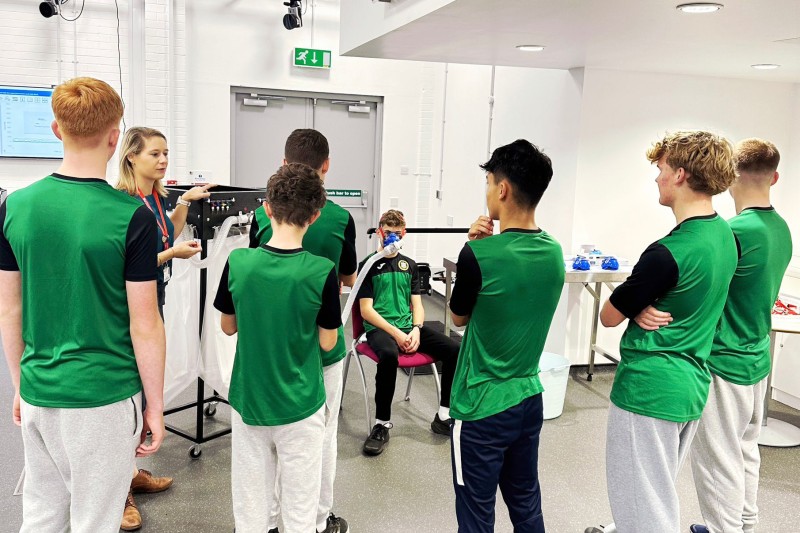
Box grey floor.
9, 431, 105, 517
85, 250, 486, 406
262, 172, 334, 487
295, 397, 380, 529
2, 295, 800, 533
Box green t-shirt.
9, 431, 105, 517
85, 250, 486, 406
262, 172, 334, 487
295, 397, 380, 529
356, 253, 420, 333
708, 207, 792, 385
609, 214, 738, 423
448, 229, 565, 421
249, 200, 356, 366
213, 246, 342, 426
0, 174, 158, 408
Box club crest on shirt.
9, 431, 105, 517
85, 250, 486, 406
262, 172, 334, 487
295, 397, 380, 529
398, 260, 409, 271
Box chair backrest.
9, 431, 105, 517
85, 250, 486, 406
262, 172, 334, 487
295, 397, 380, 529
351, 299, 366, 340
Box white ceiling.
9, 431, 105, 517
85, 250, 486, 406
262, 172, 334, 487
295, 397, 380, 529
343, 0, 800, 82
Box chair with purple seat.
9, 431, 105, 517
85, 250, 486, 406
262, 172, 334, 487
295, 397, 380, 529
342, 303, 441, 436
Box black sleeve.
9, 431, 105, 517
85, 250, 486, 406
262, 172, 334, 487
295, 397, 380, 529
449, 244, 482, 316
317, 267, 343, 329
0, 202, 19, 271
248, 215, 261, 249
410, 260, 421, 295
125, 205, 159, 282
734, 233, 742, 260
338, 215, 357, 276
356, 265, 375, 300
213, 260, 235, 314
609, 242, 679, 319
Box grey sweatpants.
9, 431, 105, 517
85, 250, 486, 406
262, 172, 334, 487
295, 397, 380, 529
690, 375, 768, 533
268, 360, 345, 532
20, 395, 141, 533
606, 403, 699, 533
231, 406, 325, 533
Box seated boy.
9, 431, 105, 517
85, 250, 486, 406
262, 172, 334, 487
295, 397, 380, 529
214, 163, 342, 533
357, 209, 460, 456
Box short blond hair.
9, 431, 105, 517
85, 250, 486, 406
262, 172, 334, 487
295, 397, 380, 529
735, 138, 780, 175
646, 131, 736, 195
379, 209, 406, 228
51, 77, 123, 138
117, 127, 168, 197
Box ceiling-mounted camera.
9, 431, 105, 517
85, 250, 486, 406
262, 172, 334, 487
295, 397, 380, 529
39, 0, 68, 18
283, 0, 303, 30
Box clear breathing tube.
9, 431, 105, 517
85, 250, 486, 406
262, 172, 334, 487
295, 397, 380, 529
339, 238, 404, 324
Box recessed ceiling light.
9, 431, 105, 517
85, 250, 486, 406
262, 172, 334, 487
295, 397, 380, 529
516, 45, 545, 52
676, 3, 723, 13
751, 64, 780, 70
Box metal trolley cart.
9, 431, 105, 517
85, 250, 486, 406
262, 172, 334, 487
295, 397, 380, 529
164, 185, 264, 458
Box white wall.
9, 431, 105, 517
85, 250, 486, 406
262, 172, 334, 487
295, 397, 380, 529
185, 0, 441, 224
0, 0, 186, 193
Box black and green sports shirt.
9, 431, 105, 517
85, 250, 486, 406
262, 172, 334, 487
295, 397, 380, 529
213, 245, 342, 426
0, 174, 158, 408
356, 253, 420, 333
249, 200, 356, 366
449, 229, 565, 422
709, 207, 792, 385
609, 213, 738, 423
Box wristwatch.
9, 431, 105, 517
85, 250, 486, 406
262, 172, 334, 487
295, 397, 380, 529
177, 196, 191, 207
413, 323, 424, 330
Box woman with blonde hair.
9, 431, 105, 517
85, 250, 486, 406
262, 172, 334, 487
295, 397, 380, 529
116, 126, 213, 531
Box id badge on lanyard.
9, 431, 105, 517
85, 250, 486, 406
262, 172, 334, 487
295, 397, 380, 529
138, 189, 171, 282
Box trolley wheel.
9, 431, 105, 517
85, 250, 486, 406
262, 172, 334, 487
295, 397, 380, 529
204, 404, 217, 417
587, 373, 594, 382
189, 445, 202, 459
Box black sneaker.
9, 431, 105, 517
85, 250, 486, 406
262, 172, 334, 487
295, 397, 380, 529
363, 423, 391, 455
689, 526, 709, 533
319, 512, 348, 533
268, 529, 279, 533
430, 413, 452, 435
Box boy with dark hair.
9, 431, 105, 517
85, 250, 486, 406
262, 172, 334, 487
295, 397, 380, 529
684, 138, 792, 533
358, 209, 460, 455
215, 163, 342, 533
0, 77, 166, 532
449, 139, 564, 533
249, 128, 355, 533
595, 131, 738, 533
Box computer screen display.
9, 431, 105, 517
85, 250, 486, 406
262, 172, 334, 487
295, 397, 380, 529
0, 85, 63, 159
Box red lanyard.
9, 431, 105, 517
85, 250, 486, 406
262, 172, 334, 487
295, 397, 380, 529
137, 188, 170, 250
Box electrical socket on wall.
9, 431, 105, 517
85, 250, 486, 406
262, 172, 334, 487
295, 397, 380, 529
390, 197, 399, 207
447, 215, 454, 226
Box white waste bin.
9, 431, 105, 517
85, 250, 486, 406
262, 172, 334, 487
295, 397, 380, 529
539, 352, 571, 420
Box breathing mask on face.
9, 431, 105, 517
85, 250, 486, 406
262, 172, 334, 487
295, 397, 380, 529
379, 229, 403, 248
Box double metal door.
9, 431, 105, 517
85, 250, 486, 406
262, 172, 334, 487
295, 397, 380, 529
231, 89, 381, 260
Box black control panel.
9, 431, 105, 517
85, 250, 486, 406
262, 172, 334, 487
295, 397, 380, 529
165, 185, 264, 240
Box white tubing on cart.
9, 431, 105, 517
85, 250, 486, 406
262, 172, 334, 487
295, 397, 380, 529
178, 213, 251, 270
339, 238, 404, 324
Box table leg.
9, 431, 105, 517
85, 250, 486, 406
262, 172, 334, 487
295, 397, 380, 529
444, 266, 453, 336
759, 330, 800, 447
587, 282, 601, 381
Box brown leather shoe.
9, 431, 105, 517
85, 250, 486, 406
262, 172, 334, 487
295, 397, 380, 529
120, 491, 142, 531
130, 469, 174, 494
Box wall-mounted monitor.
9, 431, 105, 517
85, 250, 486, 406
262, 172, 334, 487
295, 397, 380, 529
0, 85, 63, 159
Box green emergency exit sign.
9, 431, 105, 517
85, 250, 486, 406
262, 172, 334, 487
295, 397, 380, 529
293, 48, 332, 69
327, 189, 361, 198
